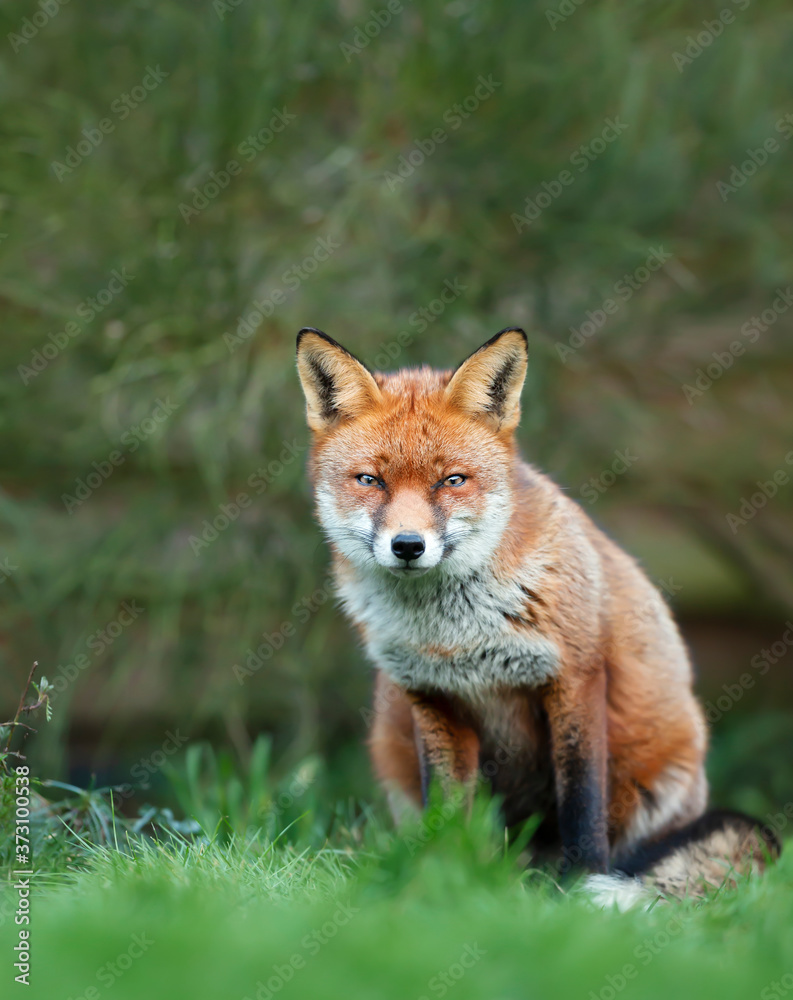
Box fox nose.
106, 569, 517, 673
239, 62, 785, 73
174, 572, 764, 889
391, 533, 426, 562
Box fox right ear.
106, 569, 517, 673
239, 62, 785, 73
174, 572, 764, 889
296, 328, 382, 432
445, 328, 528, 432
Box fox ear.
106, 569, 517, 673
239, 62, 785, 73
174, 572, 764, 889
445, 328, 528, 431
296, 328, 382, 432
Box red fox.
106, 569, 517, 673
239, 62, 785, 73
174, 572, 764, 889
296, 326, 779, 904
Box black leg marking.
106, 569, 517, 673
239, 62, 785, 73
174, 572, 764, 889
555, 750, 609, 875
414, 730, 431, 807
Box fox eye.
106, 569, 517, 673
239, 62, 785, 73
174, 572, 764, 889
356, 474, 380, 486
444, 475, 467, 487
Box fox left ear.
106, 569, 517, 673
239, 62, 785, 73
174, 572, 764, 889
296, 327, 382, 432
445, 328, 528, 432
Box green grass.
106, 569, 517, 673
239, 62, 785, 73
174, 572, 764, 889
2, 0, 793, 785
2, 797, 792, 1000
3, 699, 793, 999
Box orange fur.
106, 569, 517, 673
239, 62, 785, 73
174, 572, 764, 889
296, 328, 720, 875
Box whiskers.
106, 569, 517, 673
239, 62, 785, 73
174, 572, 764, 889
335, 525, 377, 558
443, 526, 473, 553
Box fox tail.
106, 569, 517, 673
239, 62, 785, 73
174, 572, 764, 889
585, 809, 781, 910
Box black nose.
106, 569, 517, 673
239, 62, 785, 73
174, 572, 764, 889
391, 533, 426, 562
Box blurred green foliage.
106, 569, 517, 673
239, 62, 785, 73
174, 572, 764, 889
0, 0, 792, 804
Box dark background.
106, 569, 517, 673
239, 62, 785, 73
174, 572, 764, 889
1, 0, 792, 820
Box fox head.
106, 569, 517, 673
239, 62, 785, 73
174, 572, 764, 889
296, 327, 528, 578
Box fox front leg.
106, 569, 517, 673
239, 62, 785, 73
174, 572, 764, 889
409, 693, 480, 807
544, 668, 610, 875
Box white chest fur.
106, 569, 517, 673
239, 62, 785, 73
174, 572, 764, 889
337, 567, 560, 695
